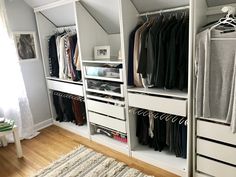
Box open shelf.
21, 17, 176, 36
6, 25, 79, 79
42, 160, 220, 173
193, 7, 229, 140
132, 145, 187, 177
82, 59, 123, 65
87, 94, 125, 105
84, 76, 122, 82
91, 134, 129, 155
46, 77, 83, 85
53, 120, 89, 138
128, 87, 188, 99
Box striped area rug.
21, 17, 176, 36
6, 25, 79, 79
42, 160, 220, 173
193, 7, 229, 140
34, 145, 153, 177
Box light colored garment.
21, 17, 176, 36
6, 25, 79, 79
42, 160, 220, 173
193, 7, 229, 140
133, 22, 148, 87
195, 28, 236, 133
59, 35, 66, 79
74, 43, 81, 70
148, 111, 154, 138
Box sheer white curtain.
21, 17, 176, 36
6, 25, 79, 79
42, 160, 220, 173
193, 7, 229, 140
0, 0, 36, 139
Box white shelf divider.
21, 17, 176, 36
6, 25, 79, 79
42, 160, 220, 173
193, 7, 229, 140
46, 77, 83, 85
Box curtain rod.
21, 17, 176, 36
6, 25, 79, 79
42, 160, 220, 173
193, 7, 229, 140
138, 5, 189, 17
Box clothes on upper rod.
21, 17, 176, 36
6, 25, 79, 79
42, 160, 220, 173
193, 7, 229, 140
52, 91, 86, 125
48, 32, 81, 81
136, 110, 187, 158
195, 28, 236, 133
128, 14, 189, 90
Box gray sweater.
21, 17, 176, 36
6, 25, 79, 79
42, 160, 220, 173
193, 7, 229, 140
195, 28, 236, 133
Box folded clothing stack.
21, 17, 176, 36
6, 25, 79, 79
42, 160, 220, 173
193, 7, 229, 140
0, 118, 14, 132
94, 125, 127, 143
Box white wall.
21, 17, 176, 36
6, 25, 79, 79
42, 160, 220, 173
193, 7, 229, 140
5, 0, 51, 124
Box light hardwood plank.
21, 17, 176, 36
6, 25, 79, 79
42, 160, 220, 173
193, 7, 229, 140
0, 125, 178, 177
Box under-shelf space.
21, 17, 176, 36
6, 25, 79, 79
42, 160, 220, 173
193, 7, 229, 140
128, 87, 188, 99
82, 59, 123, 65
47, 77, 83, 85
53, 120, 89, 138
91, 134, 129, 155
132, 145, 187, 177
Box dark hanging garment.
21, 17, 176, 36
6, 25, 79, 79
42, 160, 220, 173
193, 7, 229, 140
49, 35, 59, 77
136, 110, 150, 145
52, 92, 64, 121
165, 20, 182, 89
175, 120, 182, 157
128, 24, 142, 86
62, 96, 75, 122
153, 115, 166, 151
181, 123, 187, 158
177, 18, 189, 90
155, 17, 176, 88
137, 24, 152, 79
72, 99, 84, 126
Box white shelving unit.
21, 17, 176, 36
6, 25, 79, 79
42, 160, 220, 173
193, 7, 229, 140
33, 0, 206, 176
193, 1, 236, 177
35, 0, 90, 139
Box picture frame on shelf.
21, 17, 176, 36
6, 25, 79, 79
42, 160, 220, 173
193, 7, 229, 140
94, 45, 110, 59
13, 31, 38, 61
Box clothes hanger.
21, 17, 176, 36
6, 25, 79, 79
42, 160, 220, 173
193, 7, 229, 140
210, 6, 236, 31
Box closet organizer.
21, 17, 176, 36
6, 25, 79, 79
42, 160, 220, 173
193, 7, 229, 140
126, 2, 192, 177
35, 0, 88, 137
193, 1, 236, 177
35, 0, 193, 177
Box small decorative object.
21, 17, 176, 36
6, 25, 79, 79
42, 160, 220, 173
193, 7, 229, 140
13, 32, 38, 60
94, 45, 110, 59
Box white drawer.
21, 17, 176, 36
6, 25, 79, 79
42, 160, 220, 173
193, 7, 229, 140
47, 80, 83, 96
195, 172, 211, 177
89, 111, 126, 133
197, 138, 236, 165
197, 120, 236, 146
85, 80, 124, 97
87, 99, 125, 120
197, 156, 236, 177
84, 66, 123, 82
128, 93, 187, 116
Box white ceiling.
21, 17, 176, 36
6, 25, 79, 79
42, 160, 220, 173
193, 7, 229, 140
24, 0, 59, 8
206, 0, 236, 7
80, 0, 120, 34
40, 3, 75, 27
131, 0, 189, 13
23, 0, 236, 33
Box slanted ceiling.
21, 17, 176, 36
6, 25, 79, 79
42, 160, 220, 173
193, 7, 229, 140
23, 0, 236, 33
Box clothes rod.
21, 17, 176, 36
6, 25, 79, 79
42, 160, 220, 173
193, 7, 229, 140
138, 5, 189, 17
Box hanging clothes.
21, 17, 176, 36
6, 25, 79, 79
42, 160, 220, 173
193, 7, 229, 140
135, 110, 187, 158
195, 28, 236, 133
52, 91, 86, 125
129, 14, 189, 90
48, 32, 81, 81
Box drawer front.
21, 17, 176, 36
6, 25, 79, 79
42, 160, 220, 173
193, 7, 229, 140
89, 112, 126, 133
84, 66, 123, 82
47, 80, 83, 96
197, 156, 236, 177
128, 93, 187, 116
87, 99, 125, 120
197, 138, 236, 165
85, 80, 124, 97
197, 120, 236, 146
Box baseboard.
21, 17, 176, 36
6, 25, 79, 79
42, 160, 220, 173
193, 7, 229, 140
34, 118, 53, 131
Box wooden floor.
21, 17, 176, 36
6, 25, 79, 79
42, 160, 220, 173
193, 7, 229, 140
0, 125, 178, 177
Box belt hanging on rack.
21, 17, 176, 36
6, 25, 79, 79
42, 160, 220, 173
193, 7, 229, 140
53, 91, 84, 102
129, 107, 188, 126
